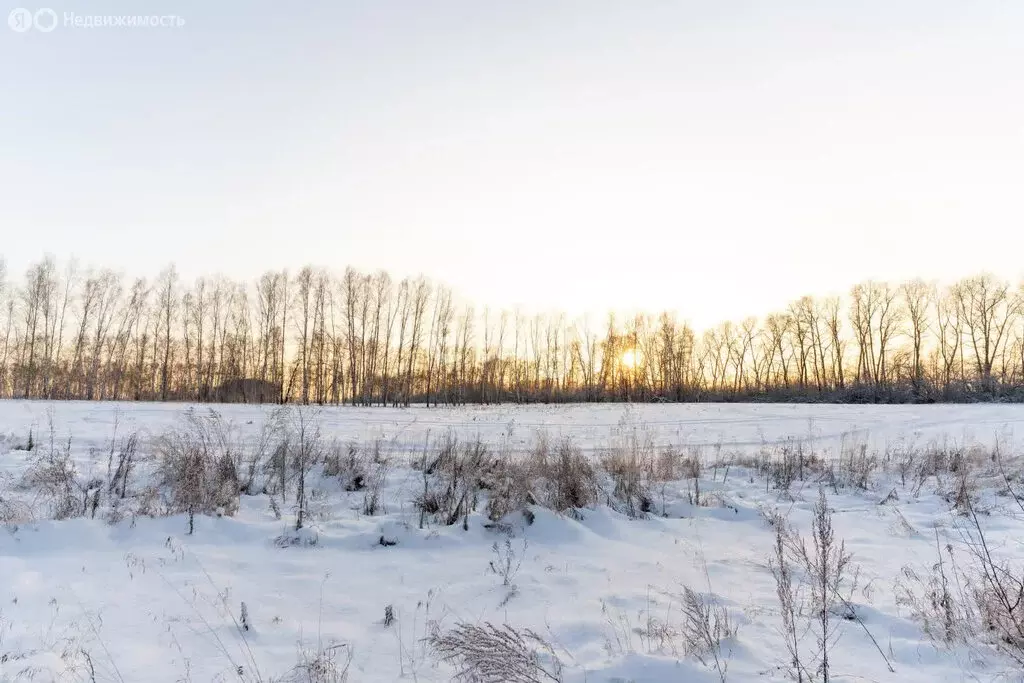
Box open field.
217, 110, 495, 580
3, 400, 1024, 457
3, 401, 1024, 682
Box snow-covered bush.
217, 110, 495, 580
155, 409, 243, 533
528, 436, 599, 514
20, 432, 80, 520
415, 434, 493, 528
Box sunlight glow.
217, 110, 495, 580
621, 349, 640, 370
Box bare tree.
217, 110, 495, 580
155, 265, 178, 401
957, 274, 1021, 392
291, 406, 322, 530
901, 278, 932, 392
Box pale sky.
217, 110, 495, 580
2, 1, 1023, 328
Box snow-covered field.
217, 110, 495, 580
3, 401, 1024, 682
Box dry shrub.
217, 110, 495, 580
428, 622, 562, 683
16, 413, 117, 522
766, 491, 889, 681
323, 441, 369, 491
889, 444, 919, 488
489, 538, 526, 588
156, 409, 243, 532
930, 446, 988, 516
768, 518, 804, 681
602, 432, 703, 518
457, 434, 602, 523
795, 489, 856, 682
288, 407, 325, 532
690, 490, 734, 510
898, 503, 1024, 668
896, 533, 976, 647
744, 444, 821, 493
959, 506, 1024, 665
838, 443, 877, 490
480, 436, 603, 521
484, 456, 533, 522
601, 449, 653, 519
416, 435, 494, 528
107, 432, 139, 500
529, 436, 599, 514
20, 432, 79, 520
914, 443, 978, 491
679, 586, 735, 681
0, 491, 31, 525
275, 643, 351, 683
361, 460, 390, 516
323, 439, 392, 516
653, 447, 683, 481
949, 463, 977, 516
240, 408, 289, 495
678, 450, 703, 481
133, 485, 162, 518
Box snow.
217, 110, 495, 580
2, 401, 1024, 682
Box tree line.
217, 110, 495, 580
1, 256, 1023, 405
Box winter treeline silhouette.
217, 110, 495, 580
1, 257, 1023, 404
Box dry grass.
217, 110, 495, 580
427, 622, 562, 683
273, 643, 352, 683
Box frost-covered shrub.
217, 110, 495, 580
416, 435, 493, 528
278, 642, 351, 682
602, 449, 653, 519
20, 432, 79, 520
414, 434, 603, 526
156, 409, 242, 533
428, 622, 562, 683
240, 407, 289, 495
361, 460, 390, 516
324, 442, 363, 488
479, 436, 602, 522
530, 436, 599, 514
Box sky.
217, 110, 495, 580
2, 0, 1023, 328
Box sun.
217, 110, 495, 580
621, 348, 640, 370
